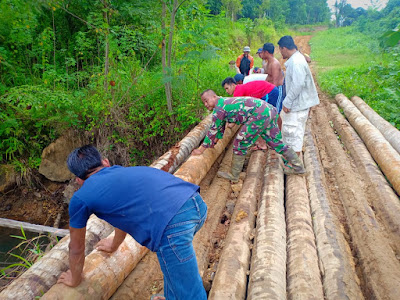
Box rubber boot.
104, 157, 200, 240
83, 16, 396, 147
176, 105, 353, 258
282, 148, 306, 175
217, 154, 246, 183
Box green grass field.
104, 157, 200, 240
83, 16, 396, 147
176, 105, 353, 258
311, 27, 400, 129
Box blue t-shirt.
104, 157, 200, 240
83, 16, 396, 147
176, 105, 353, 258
69, 166, 199, 251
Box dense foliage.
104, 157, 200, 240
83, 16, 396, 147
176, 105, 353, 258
312, 0, 400, 129
2, 0, 326, 179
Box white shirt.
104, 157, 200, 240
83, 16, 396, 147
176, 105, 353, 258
283, 51, 319, 112
243, 74, 268, 84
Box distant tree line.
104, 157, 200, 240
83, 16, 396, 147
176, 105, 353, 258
206, 0, 331, 24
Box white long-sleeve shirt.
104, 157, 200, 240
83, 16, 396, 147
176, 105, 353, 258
283, 51, 319, 112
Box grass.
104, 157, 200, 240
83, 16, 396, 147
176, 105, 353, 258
310, 27, 400, 129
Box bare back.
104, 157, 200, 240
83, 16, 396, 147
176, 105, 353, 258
265, 57, 284, 86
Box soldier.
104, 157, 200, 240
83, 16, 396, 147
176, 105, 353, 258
192, 90, 306, 182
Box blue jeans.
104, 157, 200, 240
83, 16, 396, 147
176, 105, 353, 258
156, 192, 208, 300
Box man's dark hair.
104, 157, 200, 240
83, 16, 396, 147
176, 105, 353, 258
67, 145, 103, 180
277, 36, 296, 50
221, 77, 237, 87
262, 43, 274, 54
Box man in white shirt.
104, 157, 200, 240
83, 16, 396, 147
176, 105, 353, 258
278, 35, 319, 155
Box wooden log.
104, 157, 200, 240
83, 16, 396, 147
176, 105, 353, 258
248, 151, 286, 300
0, 215, 113, 300
150, 114, 212, 172
285, 156, 324, 300
112, 144, 235, 300
174, 125, 239, 185
304, 126, 364, 300
41, 233, 148, 300
351, 96, 400, 154
335, 94, 400, 195
329, 102, 400, 255
38, 125, 240, 300
312, 103, 400, 300
208, 151, 266, 300
0, 218, 69, 237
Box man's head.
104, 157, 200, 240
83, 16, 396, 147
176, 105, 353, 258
233, 74, 244, 84
260, 43, 274, 60
201, 89, 219, 111
256, 48, 262, 58
243, 46, 250, 57
221, 77, 237, 95
67, 145, 107, 181
277, 36, 297, 59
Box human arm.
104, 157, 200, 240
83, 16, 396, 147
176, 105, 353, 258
235, 56, 242, 74
57, 226, 86, 287
96, 227, 127, 253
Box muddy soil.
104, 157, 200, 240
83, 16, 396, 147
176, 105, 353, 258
0, 177, 69, 228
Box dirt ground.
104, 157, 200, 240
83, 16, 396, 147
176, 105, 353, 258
1, 34, 400, 299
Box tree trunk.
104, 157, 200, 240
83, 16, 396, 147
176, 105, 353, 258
328, 102, 400, 256
335, 94, 400, 196
304, 126, 364, 299
248, 152, 286, 299
0, 216, 113, 300
150, 114, 212, 173
161, 1, 172, 113
102, 0, 110, 92
208, 151, 266, 300
351, 96, 400, 155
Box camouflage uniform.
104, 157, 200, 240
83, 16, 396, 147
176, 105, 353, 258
202, 97, 289, 156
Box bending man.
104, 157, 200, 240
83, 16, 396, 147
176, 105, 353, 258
192, 90, 306, 182
58, 145, 207, 300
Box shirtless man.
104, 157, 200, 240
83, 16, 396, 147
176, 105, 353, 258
260, 43, 284, 87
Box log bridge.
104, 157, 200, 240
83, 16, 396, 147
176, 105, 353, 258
1, 93, 400, 300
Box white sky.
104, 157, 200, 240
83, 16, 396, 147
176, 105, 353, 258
327, 0, 389, 10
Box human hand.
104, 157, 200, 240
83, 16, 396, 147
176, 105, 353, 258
226, 123, 235, 129
192, 148, 205, 156
283, 106, 290, 113
96, 237, 118, 253
57, 270, 82, 287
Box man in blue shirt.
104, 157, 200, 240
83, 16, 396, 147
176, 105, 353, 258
57, 145, 207, 300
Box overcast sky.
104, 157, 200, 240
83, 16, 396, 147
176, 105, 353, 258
327, 0, 389, 10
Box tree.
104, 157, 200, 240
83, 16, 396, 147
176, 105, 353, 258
221, 0, 243, 21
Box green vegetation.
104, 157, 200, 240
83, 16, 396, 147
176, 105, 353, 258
0, 227, 56, 280
0, 0, 330, 182
311, 1, 400, 129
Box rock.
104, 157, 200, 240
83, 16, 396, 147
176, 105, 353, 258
39, 130, 84, 182
0, 165, 17, 193
63, 180, 80, 204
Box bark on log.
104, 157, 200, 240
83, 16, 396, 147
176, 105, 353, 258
351, 96, 400, 155
248, 152, 286, 300
285, 158, 324, 300
41, 234, 148, 300
150, 114, 212, 172
304, 126, 364, 300
0, 218, 69, 237
312, 103, 400, 300
174, 125, 239, 185
208, 151, 266, 300
39, 125, 240, 300
329, 102, 400, 255
111, 145, 235, 300
0, 215, 113, 300
335, 94, 400, 195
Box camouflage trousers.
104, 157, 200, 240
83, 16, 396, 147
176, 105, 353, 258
233, 114, 289, 156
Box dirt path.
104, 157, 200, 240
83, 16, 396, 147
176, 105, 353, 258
2, 34, 400, 299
